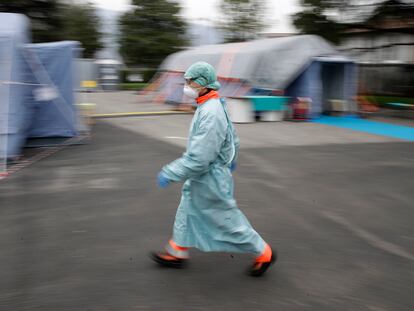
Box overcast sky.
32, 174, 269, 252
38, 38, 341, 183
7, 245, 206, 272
89, 0, 301, 33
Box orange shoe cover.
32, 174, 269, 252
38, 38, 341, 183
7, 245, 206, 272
255, 243, 272, 263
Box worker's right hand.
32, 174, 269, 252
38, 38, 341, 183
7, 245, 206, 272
157, 171, 171, 188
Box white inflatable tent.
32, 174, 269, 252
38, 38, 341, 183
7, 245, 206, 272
152, 35, 358, 116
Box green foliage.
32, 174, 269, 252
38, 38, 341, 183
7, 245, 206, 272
293, 10, 344, 44
142, 69, 158, 83
118, 0, 188, 67
220, 0, 266, 43
292, 0, 348, 44
371, 96, 414, 107
120, 83, 148, 91
0, 0, 64, 42
61, 3, 103, 58
0, 0, 103, 57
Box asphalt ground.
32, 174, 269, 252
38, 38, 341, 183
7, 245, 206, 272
1, 114, 414, 310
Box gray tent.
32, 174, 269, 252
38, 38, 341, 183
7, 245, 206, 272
154, 35, 358, 115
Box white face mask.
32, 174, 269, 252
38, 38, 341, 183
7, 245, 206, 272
183, 85, 200, 99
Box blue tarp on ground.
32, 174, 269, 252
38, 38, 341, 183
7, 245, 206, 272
312, 116, 414, 141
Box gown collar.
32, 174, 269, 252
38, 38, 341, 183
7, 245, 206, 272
196, 90, 220, 105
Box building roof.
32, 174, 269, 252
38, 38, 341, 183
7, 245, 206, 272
343, 0, 414, 33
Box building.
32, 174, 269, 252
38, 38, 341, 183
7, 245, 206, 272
338, 0, 414, 97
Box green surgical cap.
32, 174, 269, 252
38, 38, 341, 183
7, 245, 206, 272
184, 61, 221, 90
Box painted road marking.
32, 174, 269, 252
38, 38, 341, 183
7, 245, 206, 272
93, 111, 192, 118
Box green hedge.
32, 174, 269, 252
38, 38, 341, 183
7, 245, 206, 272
370, 96, 414, 107
142, 69, 158, 82
120, 83, 148, 91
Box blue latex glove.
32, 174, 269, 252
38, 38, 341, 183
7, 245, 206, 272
157, 171, 171, 188
230, 161, 237, 172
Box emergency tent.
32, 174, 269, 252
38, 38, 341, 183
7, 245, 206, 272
24, 41, 80, 138
0, 13, 31, 160
1, 13, 80, 162
153, 35, 358, 116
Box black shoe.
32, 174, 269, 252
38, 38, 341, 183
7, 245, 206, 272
150, 252, 187, 269
249, 248, 277, 277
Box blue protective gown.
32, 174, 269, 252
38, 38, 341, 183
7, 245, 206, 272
162, 97, 265, 255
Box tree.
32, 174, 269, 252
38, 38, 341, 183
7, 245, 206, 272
219, 0, 266, 43
61, 3, 103, 58
118, 0, 188, 67
292, 0, 361, 44
0, 1, 103, 57
293, 9, 344, 44
0, 0, 64, 42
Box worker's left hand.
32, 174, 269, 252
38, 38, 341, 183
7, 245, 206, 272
157, 171, 171, 188
230, 161, 237, 172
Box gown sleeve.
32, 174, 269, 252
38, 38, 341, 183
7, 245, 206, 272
162, 108, 226, 181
